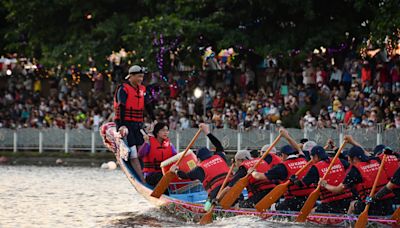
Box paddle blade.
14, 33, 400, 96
199, 205, 215, 225
391, 207, 400, 224
296, 188, 320, 222
355, 206, 369, 228
255, 181, 289, 212
150, 171, 175, 198
219, 177, 249, 209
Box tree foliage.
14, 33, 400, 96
0, 0, 399, 70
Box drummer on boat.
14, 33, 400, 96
139, 122, 177, 187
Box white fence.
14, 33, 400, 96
0, 124, 399, 153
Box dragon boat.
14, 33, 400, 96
100, 122, 397, 226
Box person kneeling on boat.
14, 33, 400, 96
170, 146, 229, 206
294, 146, 352, 214
222, 145, 282, 208
319, 146, 395, 216
251, 145, 314, 211
139, 122, 177, 187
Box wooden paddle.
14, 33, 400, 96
219, 133, 283, 209
255, 159, 313, 212
355, 154, 387, 228
150, 129, 202, 198
199, 162, 235, 225
391, 205, 400, 224
296, 140, 347, 222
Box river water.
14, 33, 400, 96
0, 166, 303, 228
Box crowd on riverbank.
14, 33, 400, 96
1, 53, 399, 131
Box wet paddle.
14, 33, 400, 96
355, 154, 387, 228
199, 162, 235, 225
255, 159, 313, 212
391, 206, 400, 224
150, 129, 202, 198
219, 133, 283, 209
296, 140, 347, 222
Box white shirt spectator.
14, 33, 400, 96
330, 69, 342, 82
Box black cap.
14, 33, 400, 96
348, 146, 369, 162
373, 144, 386, 156
310, 146, 328, 160
280, 145, 296, 155
196, 147, 212, 161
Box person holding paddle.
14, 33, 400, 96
169, 123, 229, 203
373, 145, 400, 203
319, 145, 395, 216
371, 158, 400, 202
221, 146, 282, 208
251, 144, 314, 211
293, 146, 352, 213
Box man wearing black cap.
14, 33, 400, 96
170, 123, 228, 201
113, 65, 154, 182
319, 145, 394, 216
251, 144, 313, 211
295, 146, 351, 213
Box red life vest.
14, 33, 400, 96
269, 153, 283, 167
241, 157, 277, 197
378, 153, 400, 181
198, 155, 230, 194
113, 83, 146, 122
142, 136, 173, 173
283, 156, 314, 198
353, 160, 394, 201
314, 158, 352, 203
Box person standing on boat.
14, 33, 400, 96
170, 123, 229, 202
319, 145, 395, 216
114, 65, 154, 183
139, 122, 177, 187
293, 146, 352, 213
251, 144, 314, 211
222, 145, 282, 208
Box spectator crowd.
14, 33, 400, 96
1, 52, 400, 131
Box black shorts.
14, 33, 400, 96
124, 122, 144, 147
315, 198, 351, 214
353, 198, 394, 216
275, 196, 308, 211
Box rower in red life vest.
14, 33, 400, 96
251, 144, 314, 211
372, 145, 400, 203
221, 145, 282, 208
373, 145, 400, 182
319, 145, 395, 216
138, 122, 177, 187
293, 146, 352, 213
372, 165, 400, 202
169, 123, 230, 202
